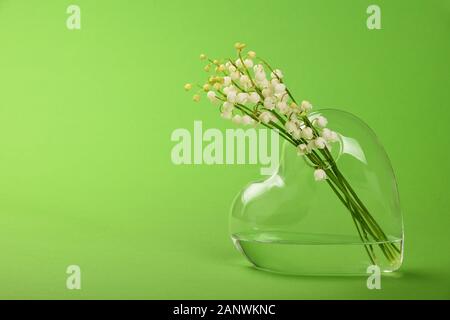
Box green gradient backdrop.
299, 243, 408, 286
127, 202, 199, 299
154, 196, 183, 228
0, 0, 449, 299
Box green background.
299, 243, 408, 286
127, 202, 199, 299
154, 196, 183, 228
0, 0, 449, 299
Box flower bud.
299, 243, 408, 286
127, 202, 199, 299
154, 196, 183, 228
207, 91, 217, 102
234, 42, 246, 50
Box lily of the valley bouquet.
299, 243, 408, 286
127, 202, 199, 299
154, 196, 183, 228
185, 43, 402, 269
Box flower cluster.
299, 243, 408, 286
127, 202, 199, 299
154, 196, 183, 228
185, 43, 403, 267
185, 43, 339, 182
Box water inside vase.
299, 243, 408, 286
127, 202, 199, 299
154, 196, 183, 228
232, 231, 403, 275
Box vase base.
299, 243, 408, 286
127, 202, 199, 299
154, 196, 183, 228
232, 232, 403, 276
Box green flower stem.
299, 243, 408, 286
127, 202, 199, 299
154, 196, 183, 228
326, 179, 377, 265
229, 54, 400, 266
328, 162, 400, 262
237, 53, 265, 99
320, 144, 400, 256
319, 146, 400, 259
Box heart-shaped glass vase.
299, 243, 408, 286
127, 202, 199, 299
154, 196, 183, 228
230, 109, 404, 275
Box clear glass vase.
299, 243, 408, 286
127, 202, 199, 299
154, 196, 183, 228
230, 109, 404, 275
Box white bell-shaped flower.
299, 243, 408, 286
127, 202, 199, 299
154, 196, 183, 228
223, 76, 232, 86
314, 169, 327, 182
264, 97, 276, 110
223, 102, 234, 113
227, 92, 237, 103
207, 91, 217, 102
302, 127, 314, 140
315, 137, 327, 149
249, 92, 260, 104
259, 111, 272, 124
244, 59, 254, 68
285, 120, 298, 134
301, 100, 313, 112
236, 93, 249, 104
271, 69, 284, 79
314, 116, 328, 128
